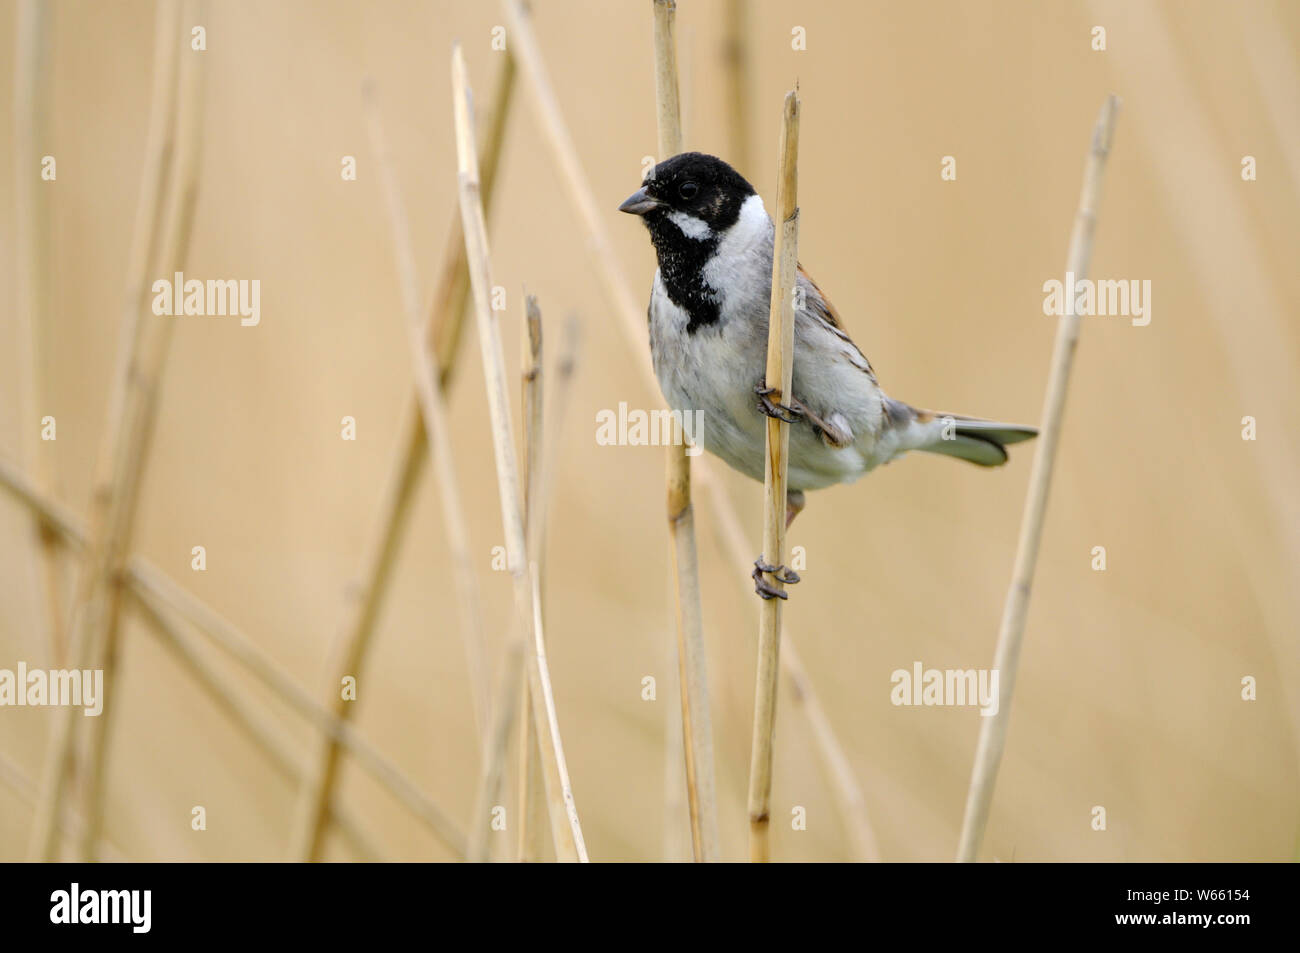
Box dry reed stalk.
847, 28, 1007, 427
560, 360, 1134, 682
0, 752, 130, 863
651, 0, 720, 863
747, 89, 800, 863
956, 95, 1120, 863
128, 592, 387, 862
504, 0, 878, 860
452, 43, 588, 862
516, 669, 545, 861
704, 487, 880, 861
527, 318, 581, 592
468, 621, 526, 862
721, 0, 752, 176
512, 308, 581, 864
521, 313, 580, 861
289, 52, 516, 866
516, 296, 547, 862
362, 83, 490, 745
715, 1, 874, 862
0, 455, 466, 858
429, 53, 516, 387
661, 647, 690, 860
26, 0, 194, 862
13, 0, 66, 667
468, 295, 548, 864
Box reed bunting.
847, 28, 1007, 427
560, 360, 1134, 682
620, 152, 1037, 597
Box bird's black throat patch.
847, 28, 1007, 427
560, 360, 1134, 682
644, 213, 721, 332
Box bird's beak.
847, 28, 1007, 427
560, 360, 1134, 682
618, 187, 662, 216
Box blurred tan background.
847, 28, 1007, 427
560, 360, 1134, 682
1, 0, 1297, 862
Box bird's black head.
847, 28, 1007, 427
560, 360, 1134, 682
619, 153, 758, 331
618, 152, 757, 238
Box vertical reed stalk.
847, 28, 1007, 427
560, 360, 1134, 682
704, 485, 880, 861
516, 673, 546, 860
289, 53, 516, 863
655, 0, 689, 863
652, 0, 719, 864
748, 89, 800, 864
521, 313, 580, 861
467, 296, 547, 864
469, 618, 526, 862
516, 296, 547, 862
453, 43, 588, 862
955, 95, 1120, 863
661, 631, 690, 860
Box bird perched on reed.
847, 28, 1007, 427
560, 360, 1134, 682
620, 152, 1037, 597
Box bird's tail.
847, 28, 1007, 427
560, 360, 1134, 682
884, 398, 1038, 467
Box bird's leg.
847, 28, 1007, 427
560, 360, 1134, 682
786, 398, 853, 449
756, 382, 852, 449
755, 379, 800, 424
786, 489, 806, 529
754, 491, 805, 600
752, 379, 807, 598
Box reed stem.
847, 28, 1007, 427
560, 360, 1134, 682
747, 89, 800, 863
516, 296, 548, 862
652, 0, 719, 863
453, 43, 588, 862
955, 95, 1120, 863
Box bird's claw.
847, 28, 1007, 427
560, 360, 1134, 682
753, 556, 800, 600
755, 381, 800, 424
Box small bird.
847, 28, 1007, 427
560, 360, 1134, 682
619, 152, 1038, 598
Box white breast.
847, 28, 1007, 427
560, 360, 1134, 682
649, 275, 769, 482
648, 193, 894, 490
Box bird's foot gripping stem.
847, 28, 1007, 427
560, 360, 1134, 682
753, 556, 800, 600
755, 381, 800, 424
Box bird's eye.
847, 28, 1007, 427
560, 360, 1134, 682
678, 181, 699, 200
